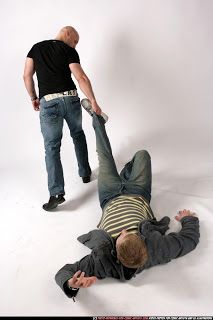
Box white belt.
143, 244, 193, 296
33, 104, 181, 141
44, 90, 77, 101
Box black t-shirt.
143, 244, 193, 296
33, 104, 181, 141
27, 40, 80, 98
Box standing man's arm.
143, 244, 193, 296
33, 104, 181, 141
69, 63, 102, 115
23, 57, 40, 111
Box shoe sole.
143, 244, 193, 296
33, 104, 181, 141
81, 99, 94, 115
42, 198, 65, 211
57, 198, 65, 204
82, 179, 90, 183
42, 203, 58, 211
81, 99, 108, 122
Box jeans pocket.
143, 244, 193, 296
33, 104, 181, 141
69, 96, 80, 105
40, 102, 59, 119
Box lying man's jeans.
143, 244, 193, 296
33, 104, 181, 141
92, 114, 152, 209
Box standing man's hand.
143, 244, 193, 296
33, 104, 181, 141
67, 270, 97, 288
91, 100, 102, 115
32, 98, 40, 111
175, 209, 196, 221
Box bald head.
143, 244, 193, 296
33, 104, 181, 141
56, 26, 79, 48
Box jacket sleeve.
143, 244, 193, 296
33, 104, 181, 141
147, 216, 200, 265
55, 253, 97, 298
55, 250, 110, 298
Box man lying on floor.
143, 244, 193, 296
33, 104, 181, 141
55, 100, 200, 301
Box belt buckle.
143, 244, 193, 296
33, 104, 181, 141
62, 90, 76, 96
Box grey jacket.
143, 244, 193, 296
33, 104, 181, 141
55, 216, 200, 298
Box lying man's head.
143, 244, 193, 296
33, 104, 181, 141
116, 229, 148, 268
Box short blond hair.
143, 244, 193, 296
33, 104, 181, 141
116, 234, 148, 268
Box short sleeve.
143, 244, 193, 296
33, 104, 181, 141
67, 47, 80, 64
27, 45, 35, 58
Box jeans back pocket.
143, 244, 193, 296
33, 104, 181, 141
40, 102, 59, 120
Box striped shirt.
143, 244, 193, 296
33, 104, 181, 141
98, 195, 154, 238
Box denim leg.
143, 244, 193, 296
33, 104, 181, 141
40, 99, 65, 196
120, 150, 152, 202
92, 114, 122, 209
64, 96, 91, 177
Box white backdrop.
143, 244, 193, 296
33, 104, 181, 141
0, 0, 213, 316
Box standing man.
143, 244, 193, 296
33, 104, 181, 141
23, 26, 102, 211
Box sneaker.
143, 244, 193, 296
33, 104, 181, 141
82, 175, 91, 183
81, 98, 108, 122
43, 196, 59, 211
42, 194, 65, 211
57, 194, 65, 204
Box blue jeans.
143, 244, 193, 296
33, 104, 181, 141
40, 95, 91, 196
92, 114, 152, 209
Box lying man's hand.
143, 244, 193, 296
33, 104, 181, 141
67, 270, 97, 288
175, 209, 196, 221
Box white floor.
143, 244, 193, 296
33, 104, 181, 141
1, 0, 213, 316
0, 100, 213, 316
